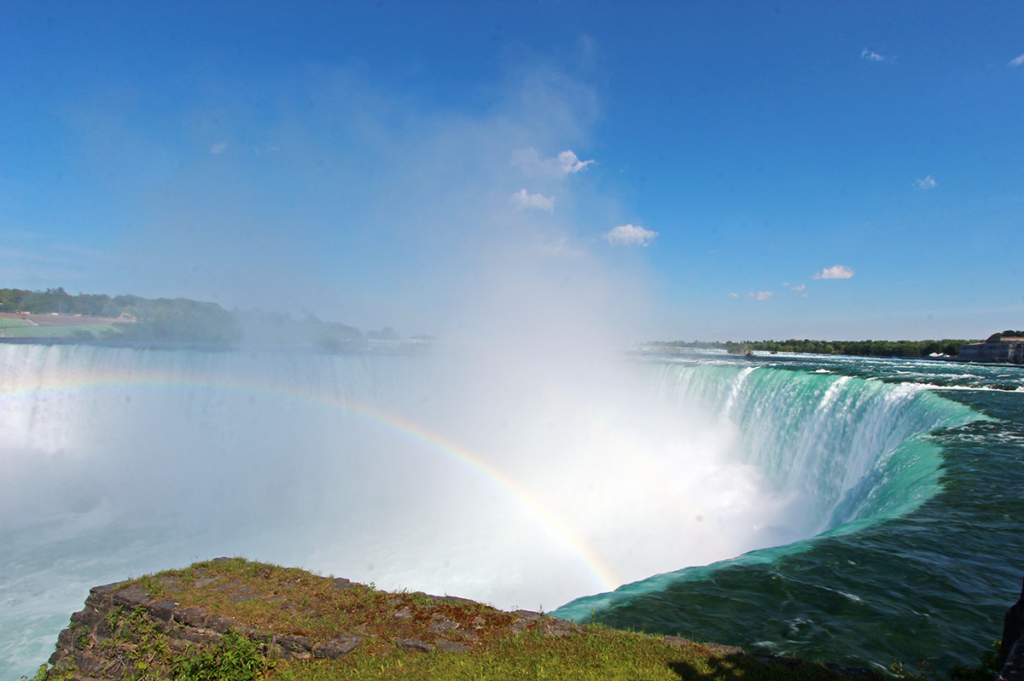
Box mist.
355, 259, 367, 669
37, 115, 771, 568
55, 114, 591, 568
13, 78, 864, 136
0, 45, 854, 678
82, 57, 646, 344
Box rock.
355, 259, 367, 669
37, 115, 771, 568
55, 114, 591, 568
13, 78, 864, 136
508, 610, 580, 637
211, 580, 240, 592
85, 581, 127, 609
509, 610, 544, 633
541, 617, 582, 638
436, 640, 470, 653
1002, 577, 1024, 668
276, 634, 312, 654
395, 638, 434, 653
429, 619, 459, 634
313, 633, 363, 659
205, 614, 238, 633
168, 637, 191, 652
111, 585, 152, 609
194, 576, 222, 588
73, 652, 107, 676
331, 577, 361, 590
177, 628, 222, 645
1003, 641, 1024, 681
173, 607, 207, 628
69, 607, 102, 629
147, 599, 179, 622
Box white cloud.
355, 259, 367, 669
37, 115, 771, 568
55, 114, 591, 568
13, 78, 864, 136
916, 175, 937, 190
511, 189, 554, 212
814, 265, 855, 280
790, 284, 805, 292
557, 150, 594, 175
861, 48, 886, 62
1009, 54, 1024, 67
603, 224, 658, 246
512, 148, 595, 178
730, 290, 774, 300
210, 143, 228, 154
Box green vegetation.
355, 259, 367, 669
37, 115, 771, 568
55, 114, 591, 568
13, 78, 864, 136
748, 338, 972, 358
0, 324, 120, 339
652, 338, 978, 358
0, 288, 387, 348
986, 330, 1024, 342
0, 287, 240, 343
176, 628, 273, 681
101, 605, 175, 680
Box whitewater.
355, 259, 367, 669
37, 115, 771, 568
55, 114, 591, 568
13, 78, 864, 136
1, 343, 1022, 677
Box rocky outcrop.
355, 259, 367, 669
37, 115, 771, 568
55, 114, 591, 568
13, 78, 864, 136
47, 579, 363, 679
1001, 578, 1024, 681
42, 558, 588, 680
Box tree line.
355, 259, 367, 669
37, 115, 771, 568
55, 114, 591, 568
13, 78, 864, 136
0, 287, 405, 349
651, 337, 983, 358
0, 287, 240, 343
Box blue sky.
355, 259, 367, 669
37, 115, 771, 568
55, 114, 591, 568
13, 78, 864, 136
2, 1, 1022, 341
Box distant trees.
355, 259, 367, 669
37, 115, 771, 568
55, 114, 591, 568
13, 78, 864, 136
0, 287, 79, 314
987, 330, 1024, 342
0, 287, 423, 351
1, 287, 241, 343
650, 337, 978, 358
103, 297, 241, 343
747, 338, 972, 357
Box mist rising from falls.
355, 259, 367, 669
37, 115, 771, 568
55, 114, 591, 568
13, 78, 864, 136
0, 344, 975, 675
2, 343, 755, 604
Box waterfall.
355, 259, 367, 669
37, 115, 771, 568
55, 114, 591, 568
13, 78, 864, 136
0, 344, 978, 677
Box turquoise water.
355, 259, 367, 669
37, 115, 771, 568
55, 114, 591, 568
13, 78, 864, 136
554, 352, 1024, 672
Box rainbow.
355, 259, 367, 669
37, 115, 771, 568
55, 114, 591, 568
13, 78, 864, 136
0, 356, 624, 592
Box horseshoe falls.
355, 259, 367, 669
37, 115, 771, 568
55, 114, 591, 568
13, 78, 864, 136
2, 343, 1022, 677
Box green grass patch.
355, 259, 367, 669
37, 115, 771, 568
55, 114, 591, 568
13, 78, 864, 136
0, 324, 119, 338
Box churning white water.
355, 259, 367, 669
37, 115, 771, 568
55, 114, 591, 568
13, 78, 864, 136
0, 343, 961, 677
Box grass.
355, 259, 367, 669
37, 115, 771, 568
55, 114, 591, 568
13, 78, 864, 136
269, 628, 866, 681
33, 557, 910, 681
0, 324, 119, 338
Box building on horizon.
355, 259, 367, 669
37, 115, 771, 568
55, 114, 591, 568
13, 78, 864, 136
959, 334, 1024, 364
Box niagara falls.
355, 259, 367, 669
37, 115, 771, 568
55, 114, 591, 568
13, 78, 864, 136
3, 2, 1024, 679
3, 342, 1022, 676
